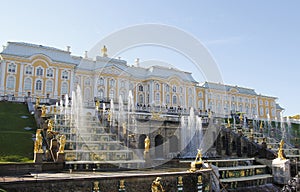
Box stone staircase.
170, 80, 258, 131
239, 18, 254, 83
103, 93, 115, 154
207, 158, 273, 191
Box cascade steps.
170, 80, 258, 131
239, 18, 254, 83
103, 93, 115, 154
208, 158, 273, 191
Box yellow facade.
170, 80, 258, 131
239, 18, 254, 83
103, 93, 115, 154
0, 42, 283, 120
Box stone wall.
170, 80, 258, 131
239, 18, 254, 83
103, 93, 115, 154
0, 170, 212, 192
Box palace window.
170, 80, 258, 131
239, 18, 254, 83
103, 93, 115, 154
260, 107, 264, 116
98, 89, 104, 99
120, 91, 125, 101
6, 76, 15, 89
8, 63, 16, 73
25, 65, 32, 75
156, 83, 160, 91
35, 80, 42, 91
61, 82, 68, 95
155, 93, 160, 102
109, 79, 115, 87
24, 78, 32, 90
139, 94, 144, 104
166, 94, 170, 104
172, 85, 177, 92
85, 77, 91, 86
46, 80, 53, 93
198, 92, 203, 98
120, 80, 125, 88
138, 85, 143, 91
109, 90, 114, 99
271, 108, 275, 116
188, 88, 192, 95
179, 87, 183, 93
62, 70, 68, 79
179, 96, 183, 105
198, 100, 203, 110
265, 101, 269, 106
98, 77, 104, 85
166, 84, 170, 92
173, 95, 177, 105
266, 108, 269, 116
46, 68, 54, 77
36, 67, 43, 76
259, 100, 263, 105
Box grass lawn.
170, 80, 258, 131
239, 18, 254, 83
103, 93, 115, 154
0, 102, 37, 161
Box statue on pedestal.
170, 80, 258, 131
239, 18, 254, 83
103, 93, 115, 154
144, 136, 150, 153
101, 45, 108, 57
58, 135, 66, 153
277, 139, 286, 160
34, 129, 43, 153
41, 105, 47, 117
151, 177, 165, 192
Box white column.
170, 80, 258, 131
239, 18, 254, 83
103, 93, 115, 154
54, 67, 59, 98
93, 75, 97, 98
18, 63, 25, 96
162, 83, 165, 106
69, 69, 75, 94
0, 60, 6, 95
150, 80, 154, 104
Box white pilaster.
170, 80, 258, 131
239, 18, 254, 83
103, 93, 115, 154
18, 63, 25, 96
0, 60, 6, 95
54, 67, 59, 98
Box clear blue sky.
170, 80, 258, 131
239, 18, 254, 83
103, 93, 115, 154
1, 0, 299, 116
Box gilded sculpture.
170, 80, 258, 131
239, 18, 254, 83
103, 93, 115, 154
144, 136, 150, 153
58, 135, 66, 153
151, 177, 165, 192
41, 105, 47, 117
34, 129, 43, 153
277, 139, 286, 160
101, 45, 108, 57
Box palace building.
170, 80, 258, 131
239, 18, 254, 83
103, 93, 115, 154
0, 42, 283, 120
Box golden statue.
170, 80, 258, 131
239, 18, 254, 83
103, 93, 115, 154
122, 122, 127, 135
144, 136, 150, 153
53, 106, 57, 114
101, 45, 108, 57
34, 129, 43, 153
277, 139, 286, 160
198, 175, 202, 184
36, 97, 40, 106
239, 113, 243, 123
107, 109, 112, 122
195, 149, 203, 163
151, 177, 165, 192
119, 180, 125, 190
47, 119, 54, 131
178, 176, 183, 185
95, 100, 100, 110
58, 135, 66, 153
226, 118, 231, 128
41, 105, 47, 117
93, 181, 100, 191
260, 121, 263, 130
189, 149, 203, 172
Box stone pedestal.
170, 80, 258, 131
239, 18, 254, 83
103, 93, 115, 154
272, 158, 290, 184
34, 152, 43, 163
56, 152, 65, 163
144, 151, 151, 167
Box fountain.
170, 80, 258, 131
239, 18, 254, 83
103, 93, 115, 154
180, 107, 203, 158
49, 85, 139, 167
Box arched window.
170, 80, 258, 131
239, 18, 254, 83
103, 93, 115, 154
139, 94, 144, 104
198, 100, 203, 110
156, 83, 160, 90
109, 90, 114, 99
84, 87, 91, 101
188, 96, 193, 107
198, 92, 203, 98
188, 88, 192, 95
260, 107, 264, 116
98, 89, 104, 99
166, 84, 170, 92
46, 80, 53, 93
62, 70, 68, 79
166, 94, 170, 104
179, 87, 183, 93
98, 77, 104, 85
155, 93, 160, 102
46, 68, 54, 77
138, 85, 143, 91
85, 77, 91, 86
6, 76, 15, 89
172, 95, 177, 105
109, 79, 115, 87
25, 65, 32, 75
24, 78, 32, 90
179, 96, 183, 105
8, 63, 16, 73
172, 85, 176, 92
120, 91, 125, 101
36, 67, 43, 76
61, 82, 68, 95
120, 80, 125, 88
35, 80, 42, 91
